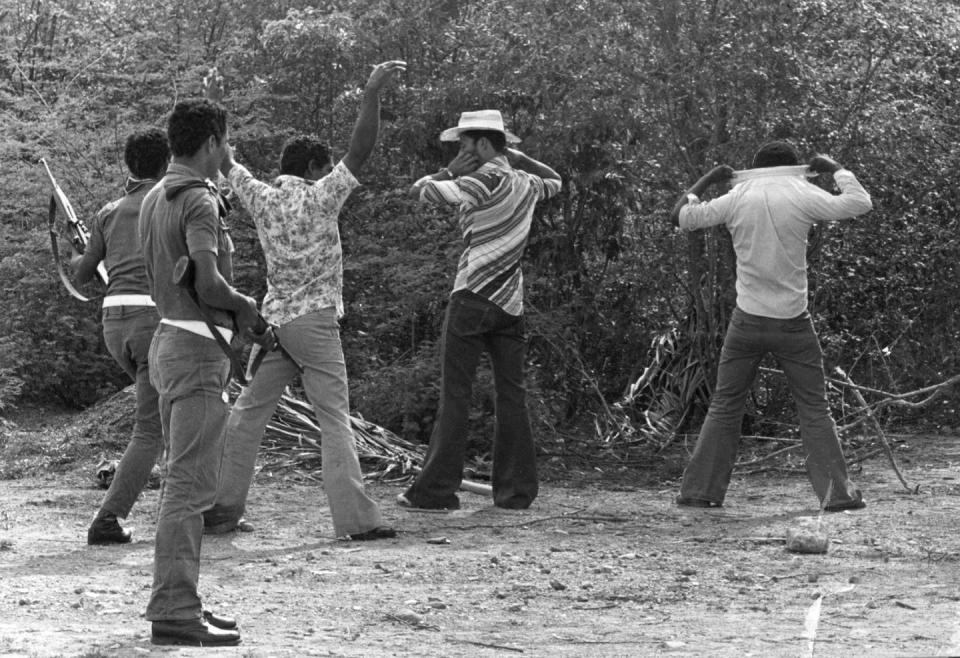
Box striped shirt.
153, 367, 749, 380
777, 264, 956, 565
419, 155, 560, 315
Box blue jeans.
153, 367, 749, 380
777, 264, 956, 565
205, 309, 383, 537
680, 307, 863, 507
404, 291, 538, 509
98, 306, 162, 518
145, 324, 230, 622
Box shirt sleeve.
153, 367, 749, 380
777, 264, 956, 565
798, 169, 873, 222
520, 171, 561, 202
311, 160, 359, 217
183, 191, 221, 256
419, 179, 462, 206
678, 191, 735, 230
227, 163, 280, 226
540, 176, 562, 200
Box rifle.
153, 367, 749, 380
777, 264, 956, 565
172, 255, 279, 386
41, 158, 109, 301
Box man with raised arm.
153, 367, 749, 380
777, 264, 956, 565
398, 110, 562, 511
139, 98, 262, 647
671, 141, 873, 512
202, 61, 405, 541
70, 129, 168, 546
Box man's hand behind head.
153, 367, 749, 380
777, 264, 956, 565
808, 154, 842, 174
705, 164, 735, 187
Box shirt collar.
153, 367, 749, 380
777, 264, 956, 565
274, 174, 310, 187
480, 155, 511, 173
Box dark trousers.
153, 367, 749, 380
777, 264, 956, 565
680, 307, 863, 507
404, 291, 538, 509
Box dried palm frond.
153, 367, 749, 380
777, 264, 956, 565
610, 311, 713, 449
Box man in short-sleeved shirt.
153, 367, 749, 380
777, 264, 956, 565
72, 129, 168, 546
139, 98, 260, 648
399, 110, 561, 512
202, 61, 405, 541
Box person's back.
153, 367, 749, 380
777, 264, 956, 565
92, 183, 155, 296
672, 140, 871, 513
679, 144, 872, 319
450, 156, 553, 314
140, 167, 234, 330
78, 128, 169, 547
400, 111, 562, 512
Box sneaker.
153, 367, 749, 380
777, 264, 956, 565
396, 493, 459, 512
87, 513, 132, 545
675, 495, 722, 508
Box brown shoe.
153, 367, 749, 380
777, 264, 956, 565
151, 618, 240, 647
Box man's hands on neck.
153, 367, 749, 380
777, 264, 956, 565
670, 164, 734, 227
505, 147, 562, 182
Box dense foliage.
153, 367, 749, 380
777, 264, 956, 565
1, 1, 957, 447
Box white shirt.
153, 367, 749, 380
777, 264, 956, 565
679, 169, 872, 318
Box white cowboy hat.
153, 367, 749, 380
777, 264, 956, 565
439, 110, 521, 143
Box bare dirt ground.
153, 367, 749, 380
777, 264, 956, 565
2, 405, 960, 658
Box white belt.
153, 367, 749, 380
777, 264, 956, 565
102, 294, 156, 307
161, 318, 233, 343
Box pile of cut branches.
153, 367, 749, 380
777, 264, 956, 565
233, 383, 425, 480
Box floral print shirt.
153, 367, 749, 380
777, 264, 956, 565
227, 160, 358, 325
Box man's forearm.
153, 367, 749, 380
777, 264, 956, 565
343, 89, 380, 174
671, 177, 710, 227
509, 150, 560, 182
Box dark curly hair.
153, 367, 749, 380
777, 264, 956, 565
752, 140, 800, 168
124, 128, 169, 179
167, 99, 228, 158
279, 136, 331, 177
462, 129, 507, 153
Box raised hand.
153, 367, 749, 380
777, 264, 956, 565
364, 60, 407, 93
202, 67, 225, 104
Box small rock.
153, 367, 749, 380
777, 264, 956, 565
393, 609, 423, 625
786, 517, 829, 554
549, 579, 567, 591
